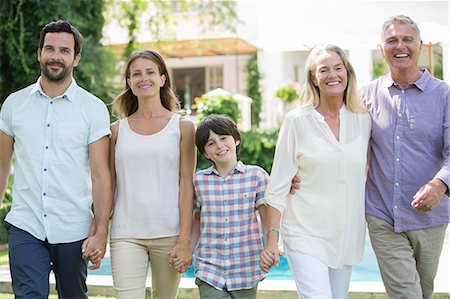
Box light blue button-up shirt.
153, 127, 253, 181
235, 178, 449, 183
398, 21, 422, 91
0, 78, 111, 243
361, 69, 450, 233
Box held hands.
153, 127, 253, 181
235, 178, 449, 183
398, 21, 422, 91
167, 241, 193, 273
260, 229, 284, 273
411, 179, 447, 211
81, 233, 107, 270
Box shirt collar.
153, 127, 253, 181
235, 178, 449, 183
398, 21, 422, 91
204, 160, 246, 176
312, 103, 347, 121
382, 68, 430, 92
30, 77, 78, 102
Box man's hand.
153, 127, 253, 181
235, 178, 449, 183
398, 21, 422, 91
82, 233, 107, 270
411, 179, 447, 211
289, 176, 301, 195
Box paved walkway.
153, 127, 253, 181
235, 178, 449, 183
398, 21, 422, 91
1, 227, 449, 297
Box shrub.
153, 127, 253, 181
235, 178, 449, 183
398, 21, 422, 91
195, 95, 240, 123
275, 84, 300, 103
0, 204, 11, 244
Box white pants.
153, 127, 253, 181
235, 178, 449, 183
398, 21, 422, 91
284, 244, 352, 299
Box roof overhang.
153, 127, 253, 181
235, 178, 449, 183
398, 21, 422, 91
105, 37, 257, 58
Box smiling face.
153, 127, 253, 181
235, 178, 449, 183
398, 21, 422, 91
37, 32, 80, 82
381, 22, 422, 74
203, 130, 240, 168
127, 57, 166, 99
311, 50, 348, 99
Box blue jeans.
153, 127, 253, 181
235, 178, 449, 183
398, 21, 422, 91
6, 222, 88, 299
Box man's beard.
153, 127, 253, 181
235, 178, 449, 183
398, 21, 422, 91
41, 60, 73, 82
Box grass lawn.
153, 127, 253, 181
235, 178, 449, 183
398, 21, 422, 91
0, 295, 114, 299
0, 247, 8, 265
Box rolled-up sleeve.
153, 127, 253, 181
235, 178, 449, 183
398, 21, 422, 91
0, 95, 13, 136
265, 116, 299, 213
88, 102, 111, 144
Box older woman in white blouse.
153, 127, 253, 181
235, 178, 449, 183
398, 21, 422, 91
260, 44, 371, 299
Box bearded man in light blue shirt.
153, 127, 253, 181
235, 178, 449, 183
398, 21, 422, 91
0, 20, 112, 298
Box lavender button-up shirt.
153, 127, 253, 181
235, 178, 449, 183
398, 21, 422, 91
361, 69, 450, 233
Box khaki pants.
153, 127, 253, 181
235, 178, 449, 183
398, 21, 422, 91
110, 237, 181, 299
366, 215, 447, 299
195, 278, 258, 299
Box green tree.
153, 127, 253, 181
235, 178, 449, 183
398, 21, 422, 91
372, 57, 388, 79
0, 0, 116, 105
108, 0, 239, 58
434, 47, 443, 80
246, 54, 263, 127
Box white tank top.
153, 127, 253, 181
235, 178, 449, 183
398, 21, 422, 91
110, 114, 181, 239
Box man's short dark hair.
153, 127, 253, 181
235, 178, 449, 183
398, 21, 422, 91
39, 20, 83, 56
195, 115, 241, 158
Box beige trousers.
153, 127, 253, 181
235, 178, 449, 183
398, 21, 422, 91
110, 237, 181, 299
366, 215, 447, 299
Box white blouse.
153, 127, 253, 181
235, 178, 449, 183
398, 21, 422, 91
265, 105, 371, 268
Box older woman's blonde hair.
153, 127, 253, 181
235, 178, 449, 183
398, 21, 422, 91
299, 44, 365, 113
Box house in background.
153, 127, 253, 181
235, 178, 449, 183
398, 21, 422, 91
103, 0, 449, 129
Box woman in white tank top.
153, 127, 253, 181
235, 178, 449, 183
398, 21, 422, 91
108, 50, 196, 299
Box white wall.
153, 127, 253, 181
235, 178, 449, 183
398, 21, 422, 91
167, 54, 252, 95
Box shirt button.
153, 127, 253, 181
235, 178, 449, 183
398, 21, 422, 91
225, 218, 228, 222
44, 168, 47, 171
50, 101, 53, 104
394, 205, 398, 209
395, 182, 399, 186
225, 239, 228, 242
43, 192, 46, 196
396, 136, 400, 139
398, 113, 402, 117
44, 214, 47, 217
45, 146, 49, 149
396, 158, 399, 162
47, 124, 50, 127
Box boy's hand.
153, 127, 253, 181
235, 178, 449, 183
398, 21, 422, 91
260, 229, 284, 273
260, 247, 283, 273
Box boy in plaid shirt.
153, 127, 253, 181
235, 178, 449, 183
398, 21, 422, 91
191, 115, 269, 298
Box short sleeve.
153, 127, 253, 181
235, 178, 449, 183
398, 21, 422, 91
255, 167, 269, 208
193, 175, 202, 212
88, 101, 111, 144
0, 95, 14, 137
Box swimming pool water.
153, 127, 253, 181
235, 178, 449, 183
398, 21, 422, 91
89, 236, 382, 281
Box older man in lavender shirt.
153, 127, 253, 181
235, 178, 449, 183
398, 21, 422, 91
361, 15, 449, 299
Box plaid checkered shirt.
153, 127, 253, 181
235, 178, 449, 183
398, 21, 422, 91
193, 161, 268, 291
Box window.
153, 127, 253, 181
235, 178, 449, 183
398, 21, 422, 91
207, 66, 223, 91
